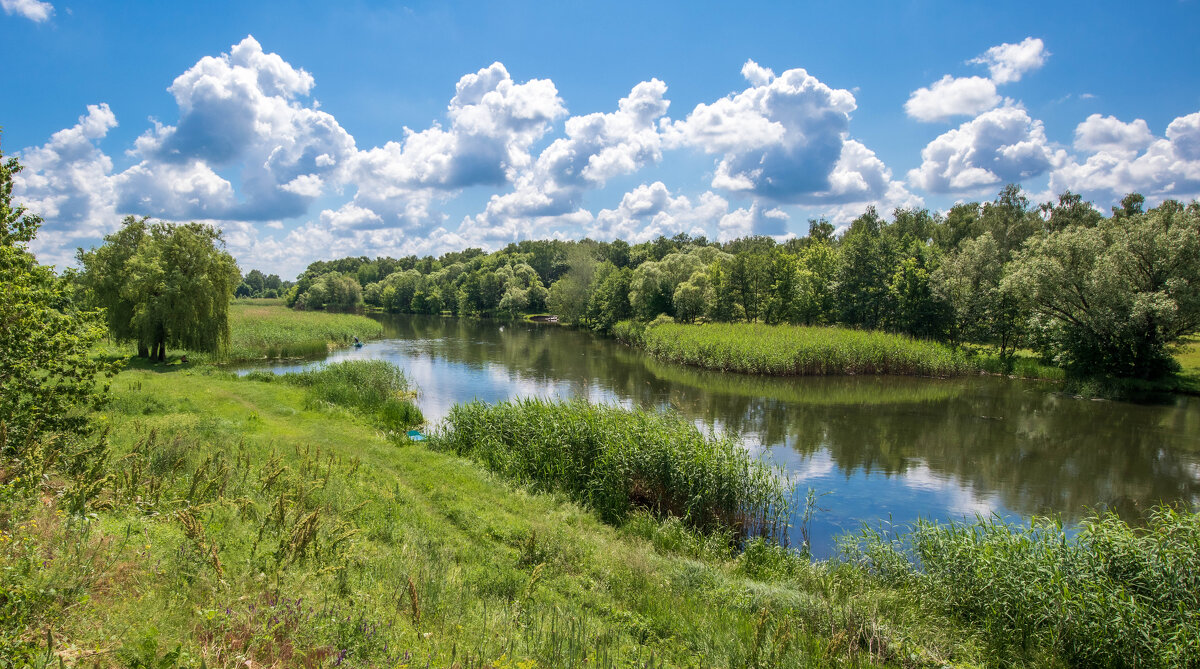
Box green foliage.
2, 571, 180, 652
437, 399, 791, 539
638, 321, 970, 377
1007, 200, 1200, 378
846, 507, 1200, 667
0, 136, 115, 450
78, 216, 240, 360
294, 271, 362, 311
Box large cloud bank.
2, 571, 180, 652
11, 35, 1200, 277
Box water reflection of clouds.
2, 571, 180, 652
901, 461, 1000, 518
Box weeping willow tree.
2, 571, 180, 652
79, 218, 240, 361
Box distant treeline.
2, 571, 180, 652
289, 185, 1200, 379
234, 268, 292, 299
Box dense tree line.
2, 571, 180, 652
291, 186, 1200, 379
235, 268, 291, 298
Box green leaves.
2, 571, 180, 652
1006, 200, 1200, 378
78, 218, 241, 358
0, 135, 116, 451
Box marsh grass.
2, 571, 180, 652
845, 508, 1200, 666
222, 302, 382, 361
436, 399, 791, 540
623, 322, 971, 377
248, 359, 423, 432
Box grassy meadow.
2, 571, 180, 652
7, 358, 1197, 666
619, 321, 972, 378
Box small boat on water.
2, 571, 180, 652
406, 429, 426, 441
354, 341, 364, 348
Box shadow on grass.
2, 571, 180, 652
95, 350, 201, 374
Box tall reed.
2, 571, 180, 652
222, 303, 382, 361
844, 507, 1200, 667
253, 360, 423, 432
628, 321, 971, 377
435, 398, 791, 541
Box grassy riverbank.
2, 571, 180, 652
1, 362, 955, 667
5, 359, 1199, 665
222, 299, 382, 361
616, 321, 972, 377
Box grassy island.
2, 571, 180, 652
617, 320, 972, 378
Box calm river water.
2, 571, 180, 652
241, 314, 1200, 557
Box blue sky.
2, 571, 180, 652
4, 0, 1200, 278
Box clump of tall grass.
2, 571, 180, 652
257, 360, 423, 432
222, 303, 382, 361
435, 399, 791, 540
630, 321, 971, 377
844, 507, 1200, 667
970, 350, 1065, 381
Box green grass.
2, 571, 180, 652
3, 365, 963, 667
6, 311, 1199, 666
246, 359, 424, 434
222, 302, 382, 361
622, 321, 972, 377
633, 353, 967, 406
1172, 337, 1200, 394
968, 349, 1066, 381
846, 509, 1200, 667
435, 399, 791, 540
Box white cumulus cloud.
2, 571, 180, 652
125, 35, 356, 221
908, 105, 1066, 194
969, 37, 1049, 85
905, 75, 1001, 122
590, 182, 728, 242
1073, 114, 1154, 157
667, 60, 908, 205
1050, 110, 1200, 204
13, 104, 118, 266
717, 202, 791, 242
1, 0, 53, 22
467, 78, 672, 241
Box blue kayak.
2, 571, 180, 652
353, 342, 363, 348
406, 429, 425, 441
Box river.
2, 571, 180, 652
240, 314, 1200, 558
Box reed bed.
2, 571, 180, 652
436, 399, 791, 540
845, 507, 1200, 667
628, 321, 971, 377
223, 303, 382, 361
248, 360, 423, 432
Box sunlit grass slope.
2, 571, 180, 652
13, 365, 961, 667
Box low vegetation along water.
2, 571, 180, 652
241, 313, 1200, 559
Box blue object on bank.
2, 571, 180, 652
406, 429, 425, 441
